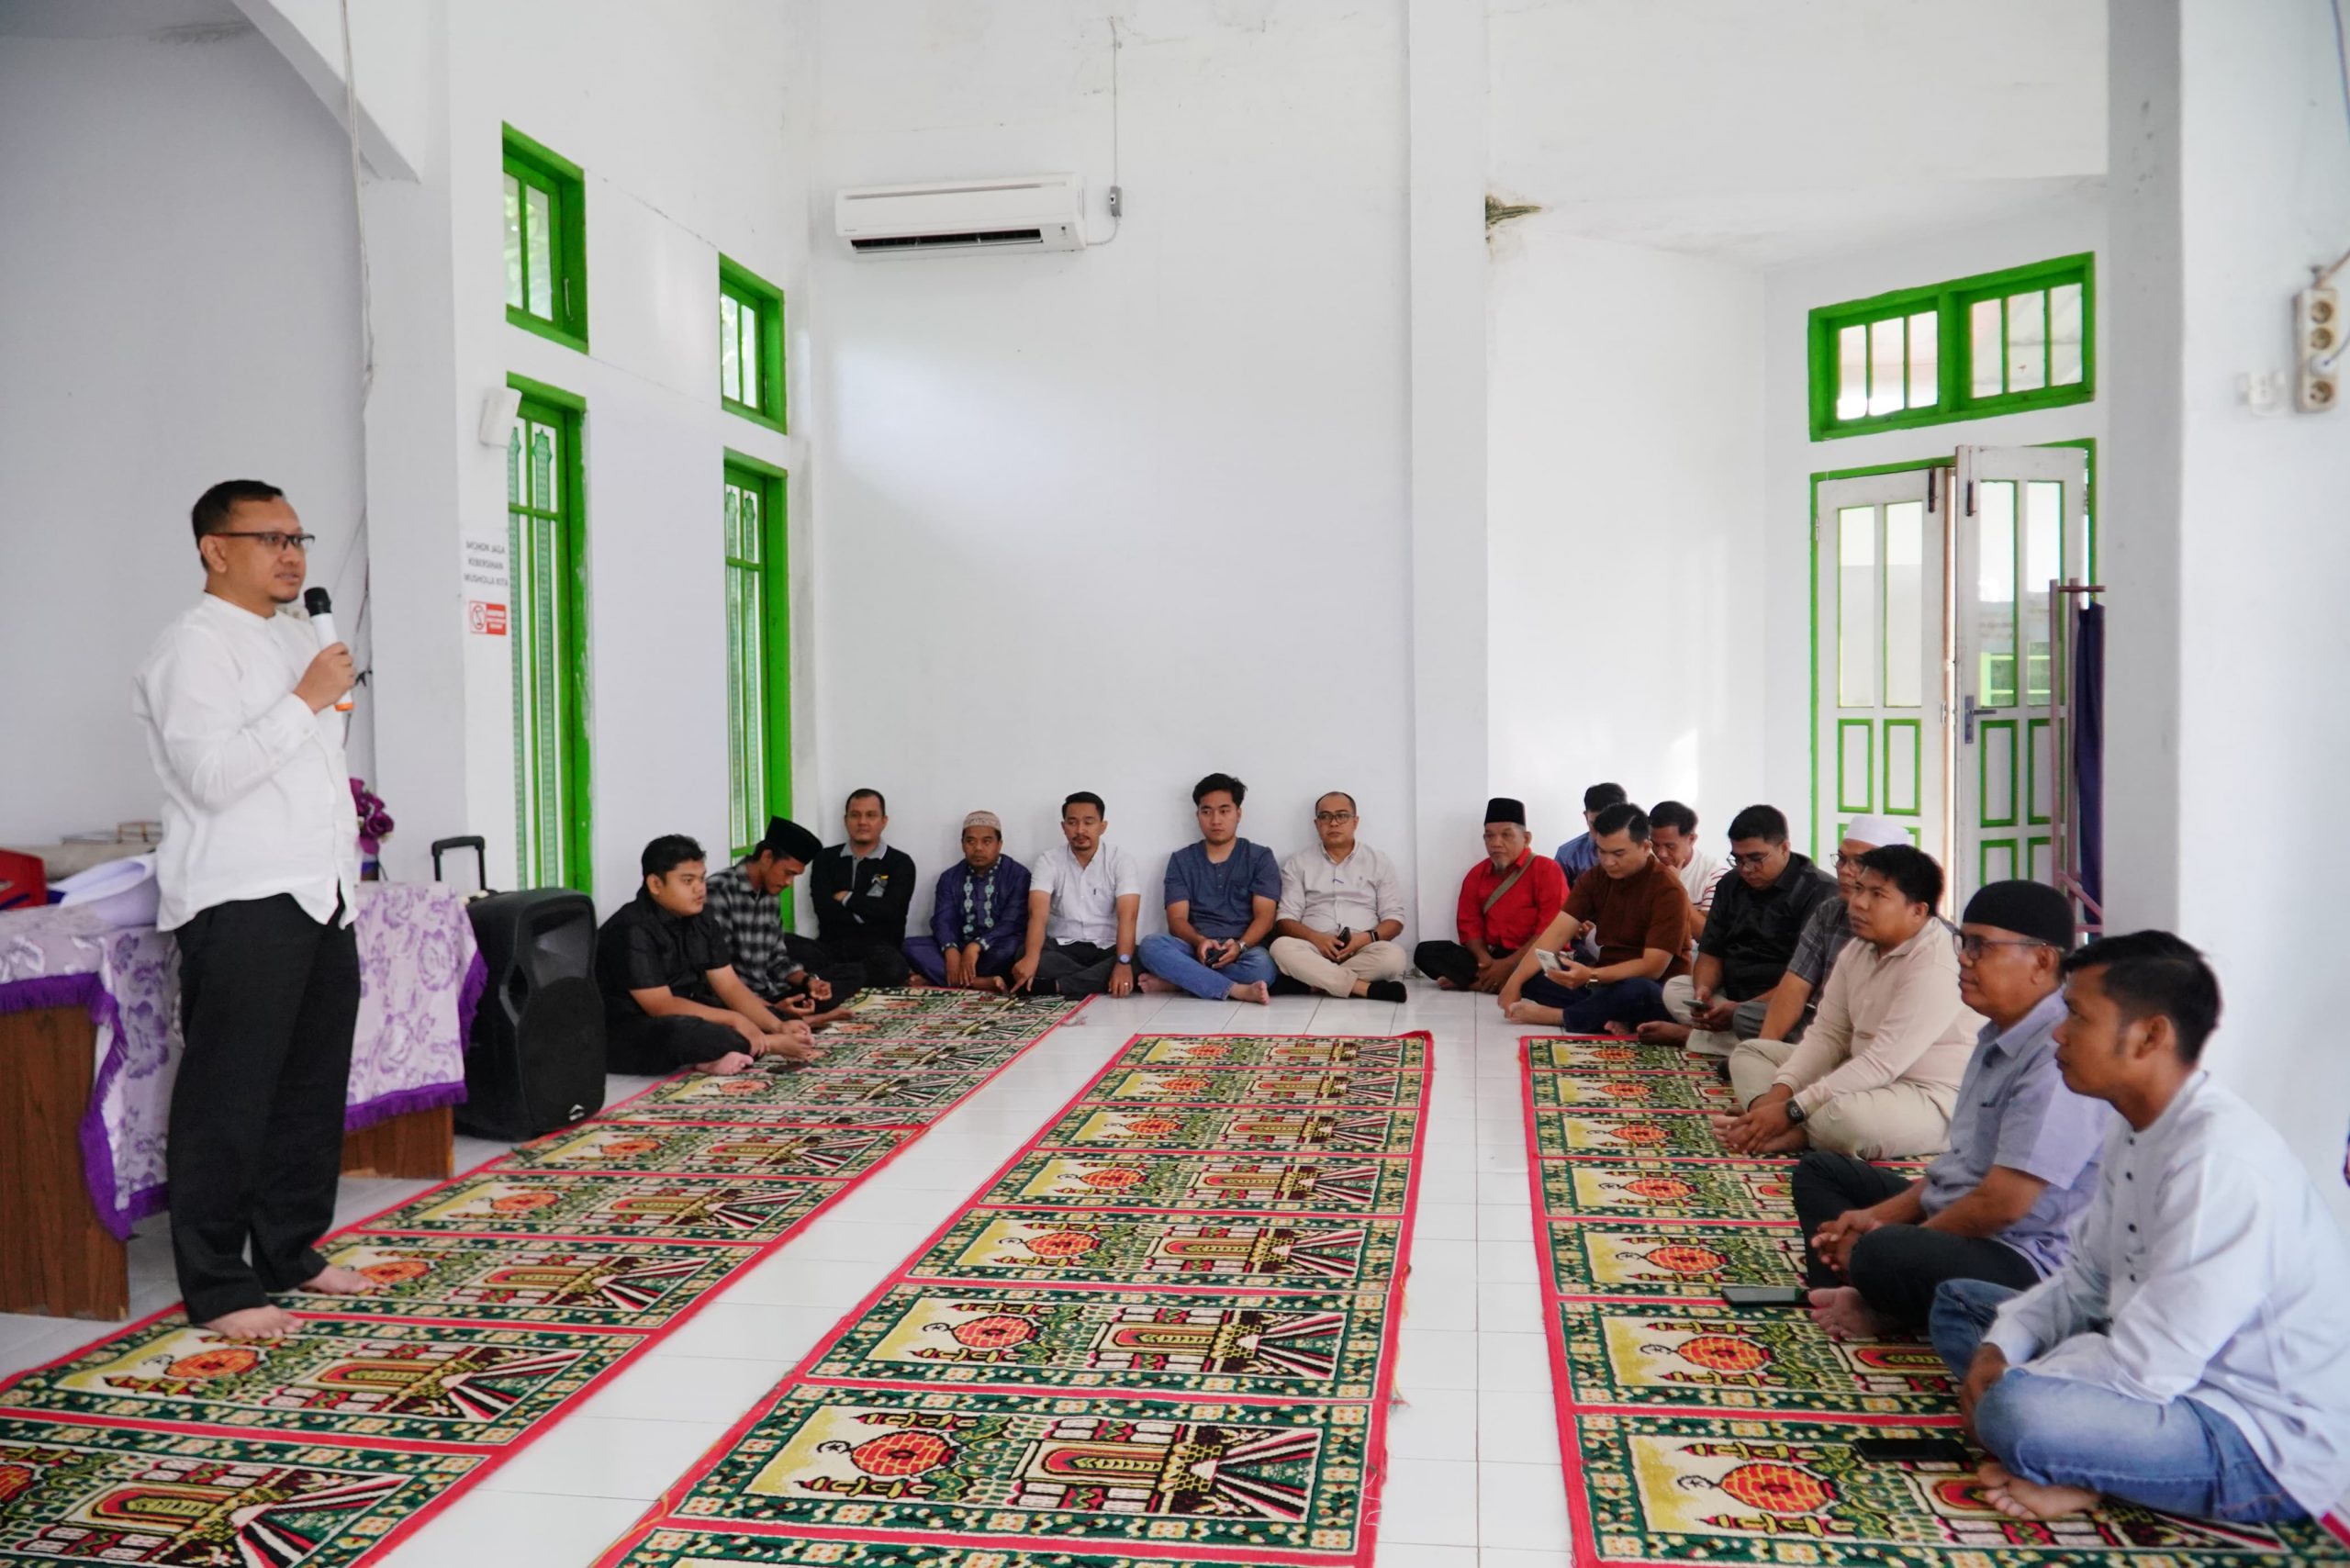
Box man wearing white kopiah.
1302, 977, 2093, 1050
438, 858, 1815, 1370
130, 480, 378, 1342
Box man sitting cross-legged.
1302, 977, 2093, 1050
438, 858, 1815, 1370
1269, 791, 1408, 1002
596, 834, 820, 1077
1010, 792, 1144, 999
1648, 804, 1836, 1058
1797, 880, 2109, 1341
807, 789, 919, 990
1647, 800, 1727, 942
1930, 932, 2350, 1528
703, 814, 844, 1019
1714, 814, 1914, 1056
1713, 844, 1977, 1159
905, 812, 1030, 990
1413, 798, 1569, 993
1137, 772, 1280, 1004
1500, 801, 1690, 1033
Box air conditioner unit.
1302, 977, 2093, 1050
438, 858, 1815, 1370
834, 174, 1086, 256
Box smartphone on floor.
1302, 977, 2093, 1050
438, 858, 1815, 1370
1852, 1437, 1972, 1464
1719, 1284, 1807, 1307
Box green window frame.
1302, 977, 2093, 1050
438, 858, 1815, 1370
503, 127, 588, 352
508, 375, 593, 892
723, 454, 791, 863
718, 257, 786, 432
1808, 253, 2093, 441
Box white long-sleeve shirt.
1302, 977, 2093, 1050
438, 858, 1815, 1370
132, 594, 358, 931
1986, 1072, 2350, 1518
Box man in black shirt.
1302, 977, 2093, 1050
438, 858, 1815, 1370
1649, 803, 1836, 1058
596, 834, 820, 1075
802, 789, 919, 989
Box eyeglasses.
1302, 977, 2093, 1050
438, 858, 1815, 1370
1729, 850, 1774, 868
1955, 933, 2051, 960
1835, 853, 1867, 870
212, 530, 316, 553
1314, 812, 1356, 823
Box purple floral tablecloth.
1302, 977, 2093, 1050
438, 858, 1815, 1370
0, 883, 485, 1239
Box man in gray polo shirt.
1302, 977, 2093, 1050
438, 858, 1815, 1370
1795, 879, 2109, 1339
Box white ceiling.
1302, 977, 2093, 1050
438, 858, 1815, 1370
1488, 0, 2108, 266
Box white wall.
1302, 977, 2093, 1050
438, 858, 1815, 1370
1759, 199, 2110, 853
1486, 222, 1767, 855
800, 0, 1416, 937
2110, 0, 2350, 1216
0, 22, 367, 848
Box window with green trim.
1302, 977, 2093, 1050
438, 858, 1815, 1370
503, 128, 588, 351
508, 391, 592, 891
1809, 253, 2092, 440
723, 460, 790, 861
718, 258, 785, 431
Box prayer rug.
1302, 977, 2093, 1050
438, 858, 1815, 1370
598, 1031, 1430, 1568
1519, 1034, 2350, 1566
0, 987, 1082, 1566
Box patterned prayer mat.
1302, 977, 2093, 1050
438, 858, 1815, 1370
1518, 1034, 2350, 1566
0, 987, 1082, 1567
598, 1031, 1431, 1568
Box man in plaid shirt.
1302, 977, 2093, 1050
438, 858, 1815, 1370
702, 815, 844, 1014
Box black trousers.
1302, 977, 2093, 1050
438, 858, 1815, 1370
1791, 1150, 2042, 1323
1031, 939, 1120, 997
781, 931, 912, 1000
606, 1013, 744, 1074
170, 893, 360, 1323
1413, 939, 1483, 989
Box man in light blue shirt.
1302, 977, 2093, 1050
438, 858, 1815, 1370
1551, 779, 1625, 889
1796, 880, 2108, 1338
1931, 931, 2350, 1527
1136, 772, 1281, 1003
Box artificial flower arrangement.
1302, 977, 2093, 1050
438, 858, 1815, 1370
352, 778, 395, 878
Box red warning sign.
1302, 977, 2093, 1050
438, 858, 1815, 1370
468, 600, 509, 636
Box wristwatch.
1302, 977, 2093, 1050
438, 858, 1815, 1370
1783, 1098, 1808, 1125
1115, 954, 1133, 966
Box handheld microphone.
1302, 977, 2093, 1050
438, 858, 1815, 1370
303, 587, 355, 713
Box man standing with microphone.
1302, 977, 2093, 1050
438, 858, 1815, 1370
132, 480, 377, 1339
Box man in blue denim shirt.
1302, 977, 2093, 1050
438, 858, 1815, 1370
1796, 879, 2109, 1338
1137, 772, 1281, 1004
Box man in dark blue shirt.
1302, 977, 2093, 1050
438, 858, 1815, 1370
1136, 772, 1281, 1003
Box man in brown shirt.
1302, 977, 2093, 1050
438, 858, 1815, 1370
1500, 801, 1690, 1033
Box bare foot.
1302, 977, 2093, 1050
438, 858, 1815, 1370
1136, 974, 1179, 995
200, 1304, 299, 1339
1978, 1460, 2098, 1521
1504, 1001, 1563, 1025
1807, 1286, 1886, 1341
1436, 976, 1459, 990
975, 975, 1007, 993
1228, 981, 1270, 1004
690, 1051, 757, 1076
1749, 1126, 1809, 1154
904, 976, 929, 991
1637, 1020, 1693, 1045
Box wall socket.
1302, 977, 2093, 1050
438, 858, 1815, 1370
2298, 286, 2340, 412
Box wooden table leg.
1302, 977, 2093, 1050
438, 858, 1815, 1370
0, 1004, 129, 1319
341, 1103, 455, 1180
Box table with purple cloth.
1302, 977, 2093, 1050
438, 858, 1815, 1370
0, 882, 485, 1241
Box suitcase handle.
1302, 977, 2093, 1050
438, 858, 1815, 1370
431, 835, 488, 895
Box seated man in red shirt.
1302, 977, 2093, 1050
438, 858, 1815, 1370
1412, 797, 1569, 993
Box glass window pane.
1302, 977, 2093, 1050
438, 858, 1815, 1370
506, 423, 521, 506
722, 483, 740, 557
2023, 480, 2063, 702
1976, 481, 2018, 708
525, 184, 554, 321
503, 174, 525, 310
1868, 318, 1903, 416
740, 487, 760, 565
2007, 290, 2046, 391
1971, 298, 2004, 398
739, 302, 759, 410
2048, 282, 2084, 386
532, 423, 557, 513
1837, 325, 1867, 420
1884, 500, 1924, 708
1906, 310, 1938, 408
1838, 506, 1878, 708
719, 296, 741, 403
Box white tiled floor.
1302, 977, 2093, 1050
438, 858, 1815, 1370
0, 989, 1569, 1565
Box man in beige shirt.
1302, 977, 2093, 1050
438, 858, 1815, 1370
1712, 844, 1978, 1159
1270, 792, 1410, 1001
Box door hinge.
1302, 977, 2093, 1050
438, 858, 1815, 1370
1926, 468, 1937, 511
1964, 479, 1975, 518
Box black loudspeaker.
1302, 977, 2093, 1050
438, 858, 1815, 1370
456, 888, 607, 1141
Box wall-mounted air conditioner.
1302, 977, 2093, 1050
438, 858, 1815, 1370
834, 174, 1086, 256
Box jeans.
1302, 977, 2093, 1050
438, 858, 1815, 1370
1521, 973, 1669, 1032
1791, 1152, 2041, 1313
1929, 1279, 2306, 1523
1136, 933, 1277, 999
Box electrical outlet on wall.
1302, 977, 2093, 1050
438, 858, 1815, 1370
2240, 370, 2288, 416
2297, 286, 2340, 412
